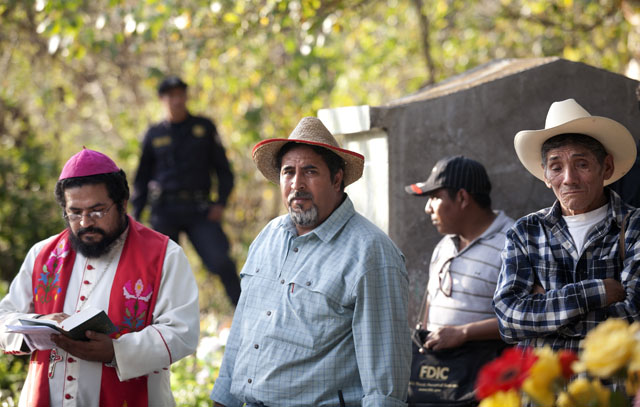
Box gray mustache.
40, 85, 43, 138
288, 191, 313, 203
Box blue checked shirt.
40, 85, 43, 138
210, 196, 411, 407
493, 190, 640, 351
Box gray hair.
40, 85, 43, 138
541, 133, 608, 168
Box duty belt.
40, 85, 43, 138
161, 190, 209, 202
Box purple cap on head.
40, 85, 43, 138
59, 147, 120, 181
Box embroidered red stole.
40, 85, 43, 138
28, 216, 168, 406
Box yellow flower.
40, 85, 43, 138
478, 389, 521, 407
626, 371, 640, 396
576, 319, 638, 378
628, 329, 640, 374
522, 347, 562, 406
626, 333, 640, 395
556, 377, 610, 407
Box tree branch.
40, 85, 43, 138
412, 0, 436, 85
501, 3, 620, 32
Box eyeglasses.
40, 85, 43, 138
64, 203, 115, 222
438, 257, 454, 297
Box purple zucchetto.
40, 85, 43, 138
59, 147, 120, 180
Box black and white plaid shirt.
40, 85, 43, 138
493, 189, 640, 351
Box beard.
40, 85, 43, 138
68, 216, 128, 258
287, 191, 319, 228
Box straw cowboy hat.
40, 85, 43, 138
252, 117, 365, 186
514, 98, 636, 186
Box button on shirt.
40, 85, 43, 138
493, 190, 640, 351
210, 196, 411, 407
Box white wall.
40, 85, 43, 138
342, 129, 389, 233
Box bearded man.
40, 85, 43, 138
0, 148, 199, 406
210, 117, 411, 407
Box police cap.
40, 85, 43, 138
158, 76, 188, 95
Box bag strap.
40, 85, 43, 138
415, 281, 429, 331
620, 212, 630, 262
411, 290, 429, 353
412, 281, 431, 350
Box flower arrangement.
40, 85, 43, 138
475, 319, 640, 407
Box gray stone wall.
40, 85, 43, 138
372, 59, 640, 322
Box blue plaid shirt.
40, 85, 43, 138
493, 189, 640, 351
211, 196, 411, 407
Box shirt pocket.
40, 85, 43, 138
588, 258, 620, 280
178, 134, 211, 168
239, 263, 275, 295
281, 273, 351, 350
152, 137, 175, 167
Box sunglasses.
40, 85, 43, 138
438, 257, 454, 297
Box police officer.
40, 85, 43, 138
132, 76, 240, 305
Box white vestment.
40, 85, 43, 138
0, 229, 200, 407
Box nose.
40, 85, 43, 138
291, 172, 305, 191
79, 214, 96, 227
562, 166, 579, 185
425, 198, 434, 214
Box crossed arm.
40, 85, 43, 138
493, 228, 632, 344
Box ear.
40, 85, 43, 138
458, 189, 470, 209
602, 154, 615, 180
332, 169, 344, 192
122, 199, 129, 218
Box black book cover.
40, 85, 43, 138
19, 310, 116, 341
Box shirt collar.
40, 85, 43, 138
279, 194, 356, 242
449, 210, 511, 254
479, 210, 511, 239
163, 112, 192, 127
543, 188, 629, 229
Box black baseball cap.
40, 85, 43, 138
405, 155, 491, 196
158, 76, 188, 95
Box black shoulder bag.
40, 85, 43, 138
407, 279, 509, 407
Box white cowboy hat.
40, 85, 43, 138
252, 117, 365, 186
514, 98, 636, 186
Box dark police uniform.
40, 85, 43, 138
132, 114, 241, 304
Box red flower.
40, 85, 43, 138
475, 347, 538, 399
558, 349, 579, 379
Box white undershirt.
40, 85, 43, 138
563, 204, 609, 256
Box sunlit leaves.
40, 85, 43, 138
0, 0, 633, 292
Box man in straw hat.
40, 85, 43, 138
210, 117, 411, 407
0, 148, 199, 406
493, 98, 640, 351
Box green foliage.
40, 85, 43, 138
0, 96, 64, 281
0, 0, 634, 404
170, 313, 227, 406
0, 281, 28, 405
0, 353, 27, 405
0, 1, 632, 281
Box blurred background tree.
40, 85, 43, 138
0, 0, 636, 404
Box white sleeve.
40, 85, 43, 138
112, 240, 200, 380
0, 238, 54, 353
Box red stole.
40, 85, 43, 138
27, 216, 168, 407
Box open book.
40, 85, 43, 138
6, 307, 116, 350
